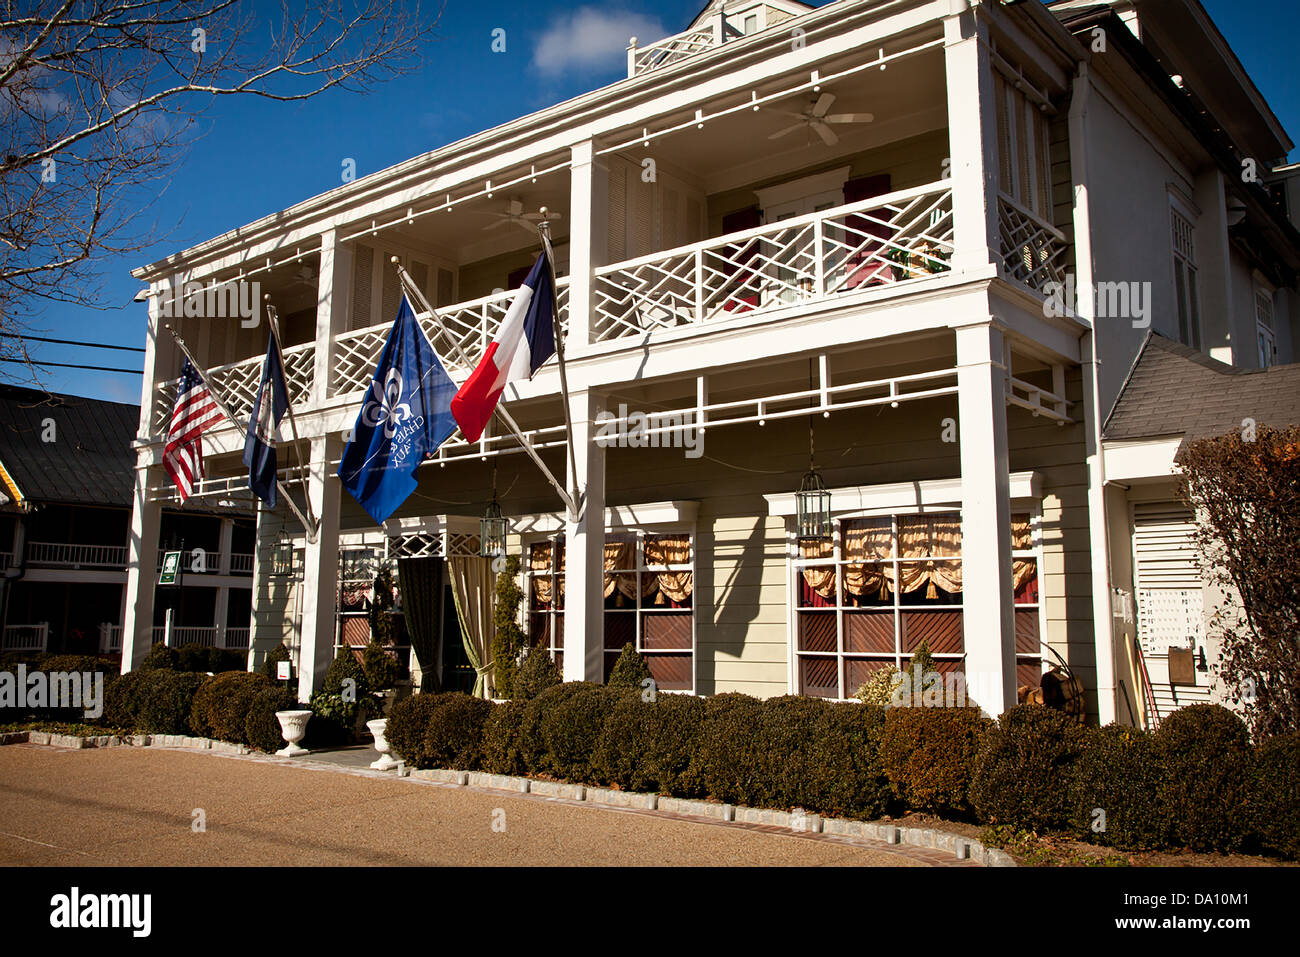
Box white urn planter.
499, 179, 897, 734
367, 718, 399, 771
274, 709, 312, 757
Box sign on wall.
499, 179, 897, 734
159, 550, 182, 586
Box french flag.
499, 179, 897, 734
450, 251, 556, 442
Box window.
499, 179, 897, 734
527, 531, 696, 691
792, 512, 1041, 699
994, 73, 1052, 220
1255, 287, 1276, 368
1170, 206, 1201, 350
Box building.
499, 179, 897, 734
123, 0, 1299, 722
0, 385, 255, 657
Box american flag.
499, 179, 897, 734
164, 358, 223, 503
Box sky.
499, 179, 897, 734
8, 0, 1298, 406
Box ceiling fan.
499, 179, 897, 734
479, 198, 562, 234
767, 92, 873, 146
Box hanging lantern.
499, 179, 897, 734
796, 468, 832, 542
271, 530, 295, 577
480, 498, 509, 558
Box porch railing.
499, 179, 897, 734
99, 623, 123, 654
2, 623, 48, 653
593, 181, 955, 343
27, 542, 128, 568
997, 194, 1068, 294
331, 277, 571, 397
148, 625, 250, 650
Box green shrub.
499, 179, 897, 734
1069, 725, 1168, 849
855, 664, 903, 707
541, 684, 620, 782
879, 705, 991, 816
689, 693, 768, 805
305, 689, 378, 748
594, 692, 706, 795
261, 643, 292, 680
38, 654, 117, 675
361, 640, 399, 691
177, 643, 211, 674
491, 555, 525, 699
189, 672, 273, 744
812, 702, 892, 819
323, 648, 370, 698
517, 682, 594, 774
512, 646, 561, 700
207, 648, 248, 673
423, 693, 493, 770
244, 686, 300, 752
1154, 704, 1252, 852
384, 693, 443, 767
1250, 733, 1300, 860
137, 643, 179, 671
103, 671, 146, 730
607, 643, 652, 690
972, 704, 1088, 832
482, 699, 528, 775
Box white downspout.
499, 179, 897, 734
1070, 61, 1119, 724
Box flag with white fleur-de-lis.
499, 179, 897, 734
338, 295, 458, 524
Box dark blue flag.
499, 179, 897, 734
338, 295, 458, 524
243, 330, 289, 507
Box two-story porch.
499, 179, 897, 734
125, 0, 1106, 717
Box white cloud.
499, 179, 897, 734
531, 7, 668, 77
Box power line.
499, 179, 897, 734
0, 333, 145, 353
0, 358, 141, 374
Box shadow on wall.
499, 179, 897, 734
694, 508, 770, 696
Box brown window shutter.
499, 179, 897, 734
843, 174, 891, 204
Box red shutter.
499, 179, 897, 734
720, 205, 763, 312
843, 174, 893, 289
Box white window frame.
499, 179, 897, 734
1169, 194, 1202, 351
1254, 279, 1276, 368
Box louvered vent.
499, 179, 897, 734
437, 268, 454, 307
352, 244, 374, 329
411, 260, 430, 301
382, 252, 400, 321
607, 164, 627, 262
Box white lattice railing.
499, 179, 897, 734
629, 27, 718, 75
151, 341, 314, 436
593, 181, 954, 343
3, 623, 48, 653
997, 194, 1068, 294
331, 278, 572, 397
27, 542, 128, 568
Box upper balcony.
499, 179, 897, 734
627, 2, 803, 78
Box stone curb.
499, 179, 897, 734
4, 729, 252, 755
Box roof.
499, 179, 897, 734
1102, 333, 1300, 447
0, 385, 139, 508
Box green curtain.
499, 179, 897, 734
398, 557, 442, 693
449, 556, 495, 699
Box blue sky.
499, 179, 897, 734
10, 0, 1297, 405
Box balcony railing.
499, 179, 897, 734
152, 340, 314, 436
331, 278, 571, 397
627, 2, 792, 76
147, 625, 251, 650
3, 623, 48, 653
27, 542, 128, 569
593, 181, 955, 343
996, 194, 1068, 294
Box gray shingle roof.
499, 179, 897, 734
0, 385, 139, 507
1102, 333, 1300, 445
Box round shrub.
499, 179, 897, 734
1155, 704, 1251, 852
972, 704, 1088, 832
244, 685, 300, 753
384, 692, 444, 767
688, 693, 768, 805
361, 640, 399, 691
1069, 724, 1167, 849
518, 682, 597, 774
138, 643, 179, 671
177, 643, 212, 674
103, 671, 147, 730
261, 642, 292, 680
1250, 733, 1300, 860
482, 699, 528, 775
879, 705, 991, 817
423, 693, 493, 770
813, 702, 892, 819
541, 684, 621, 782
136, 670, 206, 735
189, 671, 273, 743
594, 692, 706, 795
512, 647, 561, 700
38, 654, 117, 675
323, 648, 370, 698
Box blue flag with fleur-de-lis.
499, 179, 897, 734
338, 295, 458, 524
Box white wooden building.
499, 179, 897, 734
124, 0, 1300, 723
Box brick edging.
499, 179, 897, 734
5, 731, 1014, 866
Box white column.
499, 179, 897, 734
943, 7, 1000, 271
566, 140, 608, 355
296, 434, 342, 701
562, 389, 606, 683
122, 461, 163, 672
956, 320, 1015, 715
313, 227, 353, 403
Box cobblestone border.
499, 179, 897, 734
6, 730, 1014, 866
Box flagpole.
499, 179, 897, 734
262, 298, 317, 532
536, 210, 582, 519
390, 259, 578, 518
162, 323, 318, 541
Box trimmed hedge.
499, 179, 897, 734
1154, 704, 1252, 852
482, 699, 528, 776
540, 684, 620, 781
189, 672, 274, 744
138, 643, 180, 672
972, 705, 1088, 832
104, 670, 206, 736
1251, 733, 1300, 860
422, 693, 492, 770
878, 705, 991, 817
385, 693, 445, 768
512, 647, 561, 700
593, 692, 705, 795
177, 643, 245, 674
1069, 725, 1166, 850
606, 643, 652, 690
689, 692, 769, 805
